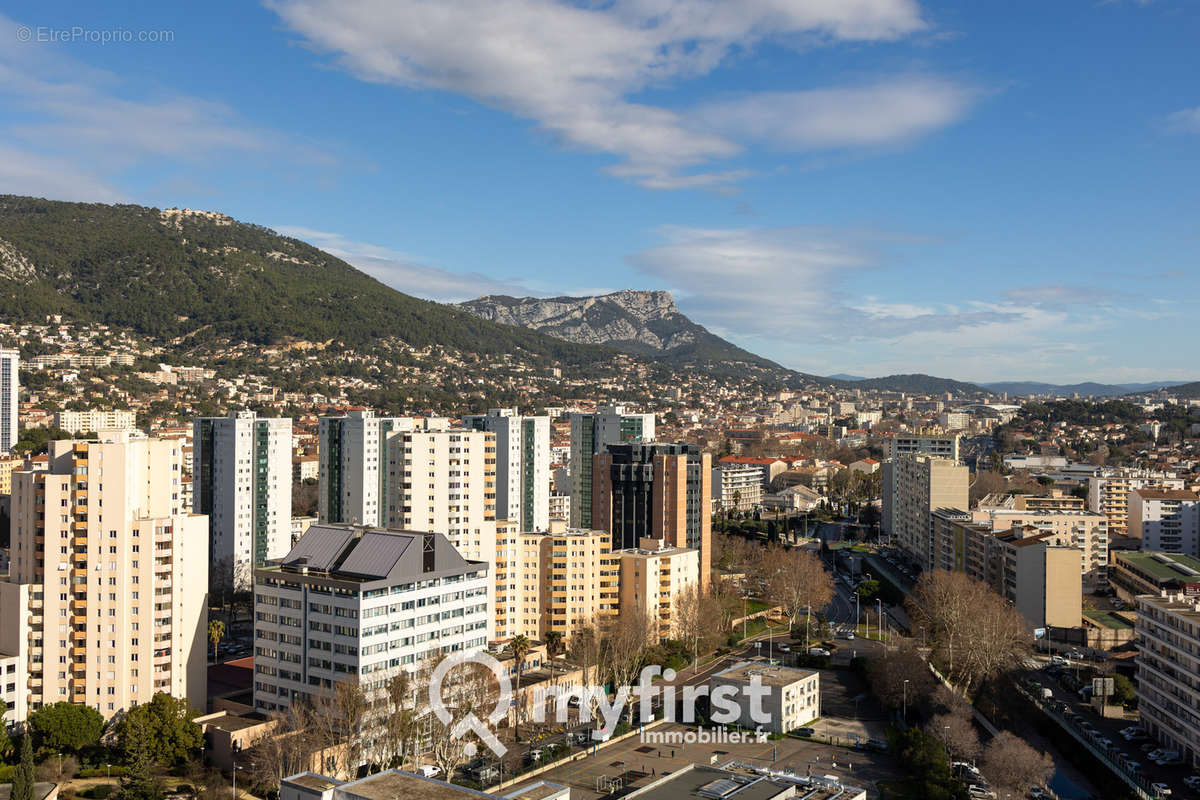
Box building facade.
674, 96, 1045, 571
1088, 468, 1184, 536
973, 508, 1109, 587
54, 409, 136, 435
464, 408, 551, 533
591, 442, 712, 591
618, 539, 700, 641
252, 525, 489, 713
568, 405, 654, 529
708, 662, 820, 734
711, 464, 765, 513
194, 412, 292, 588
1128, 489, 1200, 557
884, 455, 969, 570
1136, 592, 1200, 768
318, 411, 412, 527
1, 432, 207, 721
0, 349, 16, 455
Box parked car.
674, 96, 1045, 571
1182, 775, 1200, 790
777, 643, 791, 652
417, 765, 441, 778
1150, 782, 1172, 797
795, 727, 816, 737
864, 738, 888, 753
1050, 655, 1069, 666
808, 647, 831, 656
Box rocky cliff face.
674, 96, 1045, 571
460, 290, 699, 352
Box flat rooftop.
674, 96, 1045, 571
1083, 610, 1134, 630
711, 661, 816, 688
334, 771, 491, 800
1115, 551, 1200, 582
625, 765, 861, 800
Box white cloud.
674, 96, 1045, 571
1164, 106, 1200, 134
691, 78, 977, 151
267, 0, 967, 188
273, 225, 534, 302
0, 145, 122, 203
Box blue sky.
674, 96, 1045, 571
0, 1, 1197, 383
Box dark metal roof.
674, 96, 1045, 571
337, 531, 414, 579
280, 525, 358, 570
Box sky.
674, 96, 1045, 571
0, 1, 1197, 384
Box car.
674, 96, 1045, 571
808, 647, 831, 656
864, 738, 888, 753
1050, 655, 1069, 665
843, 631, 856, 640
1182, 775, 1200, 790
1125, 760, 1142, 773
795, 727, 816, 737
1148, 749, 1166, 761
1141, 743, 1158, 753
1029, 788, 1052, 800
967, 786, 996, 798
1067, 649, 1084, 659
1150, 783, 1172, 797
777, 643, 791, 652
417, 765, 441, 778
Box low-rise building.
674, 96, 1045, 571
708, 661, 819, 734
281, 771, 568, 800
1111, 551, 1200, 603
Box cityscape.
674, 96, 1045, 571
0, 4, 1198, 800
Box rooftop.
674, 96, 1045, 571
1082, 610, 1135, 630
624, 764, 862, 800
711, 661, 816, 688
1131, 488, 1200, 501
1114, 550, 1200, 582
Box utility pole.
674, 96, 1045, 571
903, 679, 909, 725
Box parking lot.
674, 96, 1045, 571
1031, 660, 1194, 798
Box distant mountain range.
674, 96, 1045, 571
981, 381, 1193, 398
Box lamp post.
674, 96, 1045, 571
106, 764, 111, 780
902, 679, 910, 724
232, 765, 241, 800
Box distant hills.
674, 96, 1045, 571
459, 290, 785, 375
982, 380, 1193, 398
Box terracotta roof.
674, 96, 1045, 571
1133, 489, 1199, 501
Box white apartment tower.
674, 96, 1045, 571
193, 412, 292, 588
463, 408, 551, 533
0, 432, 208, 721
0, 349, 17, 454
568, 405, 655, 528
1129, 489, 1200, 557
252, 525, 489, 713
318, 411, 414, 527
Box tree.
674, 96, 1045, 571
544, 630, 565, 689
928, 701, 980, 763
117, 750, 164, 800
0, 699, 11, 759
981, 731, 1054, 798
208, 619, 225, 663
853, 579, 881, 603
114, 693, 203, 766
673, 583, 725, 659
12, 735, 35, 800
763, 545, 834, 644
599, 606, 656, 712
1109, 673, 1135, 706
509, 635, 531, 741
309, 680, 368, 780
864, 638, 937, 713
907, 570, 1028, 694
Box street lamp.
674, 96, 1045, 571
106, 763, 111, 780
902, 680, 910, 724
232, 765, 242, 800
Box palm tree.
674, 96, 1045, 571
544, 631, 564, 689
510, 635, 531, 741
208, 619, 226, 663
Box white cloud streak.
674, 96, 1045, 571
267, 0, 974, 189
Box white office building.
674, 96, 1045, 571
252, 525, 489, 712
318, 411, 414, 527
0, 349, 17, 454
194, 412, 293, 588
568, 405, 655, 528
463, 408, 551, 533
708, 662, 820, 734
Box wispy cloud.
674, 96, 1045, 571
1163, 106, 1200, 134
267, 0, 975, 189
273, 225, 535, 302
0, 13, 338, 201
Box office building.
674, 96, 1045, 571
318, 410, 412, 527
464, 408, 550, 533
1088, 468, 1184, 536
568, 405, 654, 528
883, 455, 968, 569
708, 662, 820, 734
1135, 592, 1200, 768
1, 431, 207, 721
252, 525, 489, 713
619, 538, 700, 641
0, 349, 16, 454
591, 442, 712, 591
1128, 489, 1200, 556
194, 412, 293, 588
54, 409, 136, 435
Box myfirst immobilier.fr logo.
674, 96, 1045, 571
428, 651, 775, 757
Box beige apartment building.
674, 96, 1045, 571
972, 508, 1109, 587
884, 455, 969, 569
492, 520, 618, 643
0, 454, 24, 495
1136, 592, 1200, 768
1088, 468, 1184, 536
0, 432, 208, 721
618, 538, 699, 641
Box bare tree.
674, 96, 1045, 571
908, 570, 1028, 694
310, 680, 369, 779
981, 732, 1054, 797
245, 703, 313, 791
425, 659, 500, 777
673, 583, 725, 660
763, 544, 834, 640
599, 605, 656, 720
864, 638, 937, 712
928, 702, 981, 763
